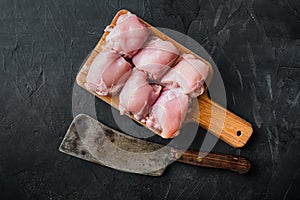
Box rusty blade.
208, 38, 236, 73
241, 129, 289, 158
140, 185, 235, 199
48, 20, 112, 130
59, 114, 177, 176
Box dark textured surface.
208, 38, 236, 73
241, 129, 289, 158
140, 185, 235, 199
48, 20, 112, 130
0, 0, 299, 199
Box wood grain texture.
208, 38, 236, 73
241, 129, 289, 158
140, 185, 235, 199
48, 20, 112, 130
195, 95, 253, 148
177, 150, 251, 174
76, 9, 253, 148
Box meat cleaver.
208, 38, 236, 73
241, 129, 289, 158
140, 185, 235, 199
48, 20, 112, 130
59, 114, 250, 176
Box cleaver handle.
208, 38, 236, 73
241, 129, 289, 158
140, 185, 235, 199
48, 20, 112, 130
176, 150, 251, 174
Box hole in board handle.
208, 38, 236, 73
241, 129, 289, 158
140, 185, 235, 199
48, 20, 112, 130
237, 131, 242, 136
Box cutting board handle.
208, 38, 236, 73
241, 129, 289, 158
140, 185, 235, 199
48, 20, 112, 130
177, 150, 251, 174
194, 95, 253, 148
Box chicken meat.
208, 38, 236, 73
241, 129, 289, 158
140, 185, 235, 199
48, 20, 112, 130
161, 54, 210, 97
132, 37, 179, 80
146, 87, 190, 138
85, 50, 132, 96
105, 12, 150, 58
119, 69, 162, 120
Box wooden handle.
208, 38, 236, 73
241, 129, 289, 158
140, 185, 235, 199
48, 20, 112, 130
176, 150, 251, 174
191, 95, 253, 148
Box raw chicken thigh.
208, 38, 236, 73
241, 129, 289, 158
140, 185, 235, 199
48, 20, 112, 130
132, 37, 179, 80
84, 10, 213, 140
146, 87, 190, 138
105, 12, 150, 58
85, 50, 132, 96
161, 54, 210, 97
119, 69, 162, 120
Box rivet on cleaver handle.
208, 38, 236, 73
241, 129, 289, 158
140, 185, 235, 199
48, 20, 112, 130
59, 114, 251, 176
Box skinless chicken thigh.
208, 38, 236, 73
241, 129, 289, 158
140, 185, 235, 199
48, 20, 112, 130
105, 12, 150, 58
161, 54, 210, 97
146, 87, 190, 138
85, 50, 132, 96
132, 37, 179, 80
119, 69, 162, 120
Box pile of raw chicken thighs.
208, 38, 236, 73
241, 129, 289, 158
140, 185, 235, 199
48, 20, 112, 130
85, 12, 210, 139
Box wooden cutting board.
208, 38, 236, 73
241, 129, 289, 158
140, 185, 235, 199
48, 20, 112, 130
76, 9, 253, 148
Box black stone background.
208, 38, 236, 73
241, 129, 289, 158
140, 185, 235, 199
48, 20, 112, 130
0, 0, 299, 199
